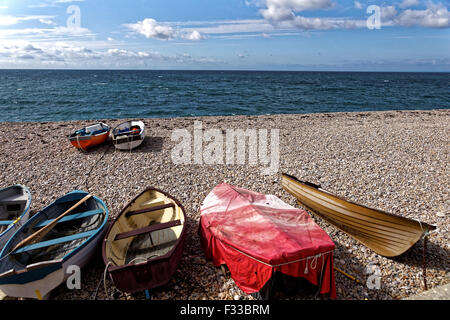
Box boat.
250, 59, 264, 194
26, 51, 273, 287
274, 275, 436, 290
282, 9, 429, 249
199, 183, 336, 299
0, 190, 108, 299
281, 173, 437, 257
102, 187, 186, 293
68, 122, 110, 151
0, 185, 32, 250
111, 120, 145, 151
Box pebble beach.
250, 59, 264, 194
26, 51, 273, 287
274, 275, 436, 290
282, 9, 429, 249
0, 109, 448, 300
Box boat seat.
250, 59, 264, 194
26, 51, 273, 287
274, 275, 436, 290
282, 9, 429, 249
0, 194, 28, 204
114, 220, 181, 241
0, 220, 13, 226
33, 208, 104, 228
125, 203, 174, 217
13, 229, 97, 254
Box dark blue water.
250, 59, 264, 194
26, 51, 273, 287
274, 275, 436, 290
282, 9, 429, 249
0, 70, 448, 122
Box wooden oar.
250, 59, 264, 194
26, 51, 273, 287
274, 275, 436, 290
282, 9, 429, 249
11, 194, 93, 253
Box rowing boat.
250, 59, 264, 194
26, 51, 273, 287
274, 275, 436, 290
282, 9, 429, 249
199, 183, 336, 299
102, 187, 186, 293
111, 120, 145, 151
0, 190, 108, 299
68, 122, 110, 151
281, 173, 436, 257
0, 185, 32, 250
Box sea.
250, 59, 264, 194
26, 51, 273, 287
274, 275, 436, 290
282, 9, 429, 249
0, 70, 448, 122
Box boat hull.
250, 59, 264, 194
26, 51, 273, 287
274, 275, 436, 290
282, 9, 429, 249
68, 122, 110, 151
281, 173, 436, 257
108, 230, 185, 293
69, 131, 109, 150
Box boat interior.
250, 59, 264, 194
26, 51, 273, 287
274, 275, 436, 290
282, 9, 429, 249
70, 123, 109, 138
113, 121, 143, 137
0, 187, 30, 234
105, 189, 184, 268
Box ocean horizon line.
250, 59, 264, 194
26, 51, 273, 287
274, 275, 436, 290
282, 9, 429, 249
1, 68, 449, 74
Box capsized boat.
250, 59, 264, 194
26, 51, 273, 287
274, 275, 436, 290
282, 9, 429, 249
0, 185, 32, 250
199, 183, 336, 299
111, 120, 145, 151
281, 173, 437, 257
102, 187, 186, 293
68, 122, 110, 151
0, 190, 108, 299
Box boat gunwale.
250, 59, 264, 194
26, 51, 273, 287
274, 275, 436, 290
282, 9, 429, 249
102, 186, 187, 273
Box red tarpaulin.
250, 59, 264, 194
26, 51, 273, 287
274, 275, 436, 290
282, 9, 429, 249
199, 183, 336, 299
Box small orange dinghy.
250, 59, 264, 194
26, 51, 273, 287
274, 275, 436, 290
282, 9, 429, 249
68, 122, 110, 151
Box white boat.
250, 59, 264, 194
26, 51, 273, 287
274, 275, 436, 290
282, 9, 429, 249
0, 190, 108, 299
0, 185, 32, 250
111, 120, 145, 151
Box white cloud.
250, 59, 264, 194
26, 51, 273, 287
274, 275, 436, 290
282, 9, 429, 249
381, 5, 398, 23
169, 19, 275, 36
354, 1, 363, 9
0, 40, 219, 67
260, 0, 334, 22
183, 30, 205, 41
257, 0, 449, 30
0, 26, 93, 38
258, 0, 368, 30
125, 18, 175, 40
0, 15, 55, 26
125, 18, 206, 41
399, 0, 420, 9
396, 2, 450, 28
53, 0, 85, 2
39, 18, 57, 26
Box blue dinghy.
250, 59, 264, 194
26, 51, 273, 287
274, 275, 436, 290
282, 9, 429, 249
0, 190, 108, 299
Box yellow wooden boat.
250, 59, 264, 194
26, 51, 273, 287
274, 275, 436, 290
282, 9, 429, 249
281, 173, 436, 257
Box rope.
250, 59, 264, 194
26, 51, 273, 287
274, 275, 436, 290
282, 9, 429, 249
314, 253, 325, 298
422, 236, 428, 291
92, 261, 112, 300
223, 240, 333, 268
77, 144, 112, 193
76, 134, 85, 152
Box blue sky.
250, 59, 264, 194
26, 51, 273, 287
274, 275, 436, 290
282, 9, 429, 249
0, 0, 449, 70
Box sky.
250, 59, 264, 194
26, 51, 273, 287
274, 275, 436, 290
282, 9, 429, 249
0, 0, 449, 71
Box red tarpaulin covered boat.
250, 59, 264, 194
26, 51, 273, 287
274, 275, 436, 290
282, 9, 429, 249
199, 183, 336, 299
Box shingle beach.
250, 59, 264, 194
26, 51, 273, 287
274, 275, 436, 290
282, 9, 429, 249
0, 109, 448, 300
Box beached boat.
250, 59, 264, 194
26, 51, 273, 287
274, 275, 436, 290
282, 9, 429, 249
281, 173, 437, 257
68, 122, 110, 151
0, 190, 108, 299
102, 187, 186, 293
0, 185, 32, 250
199, 183, 336, 299
111, 120, 145, 151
